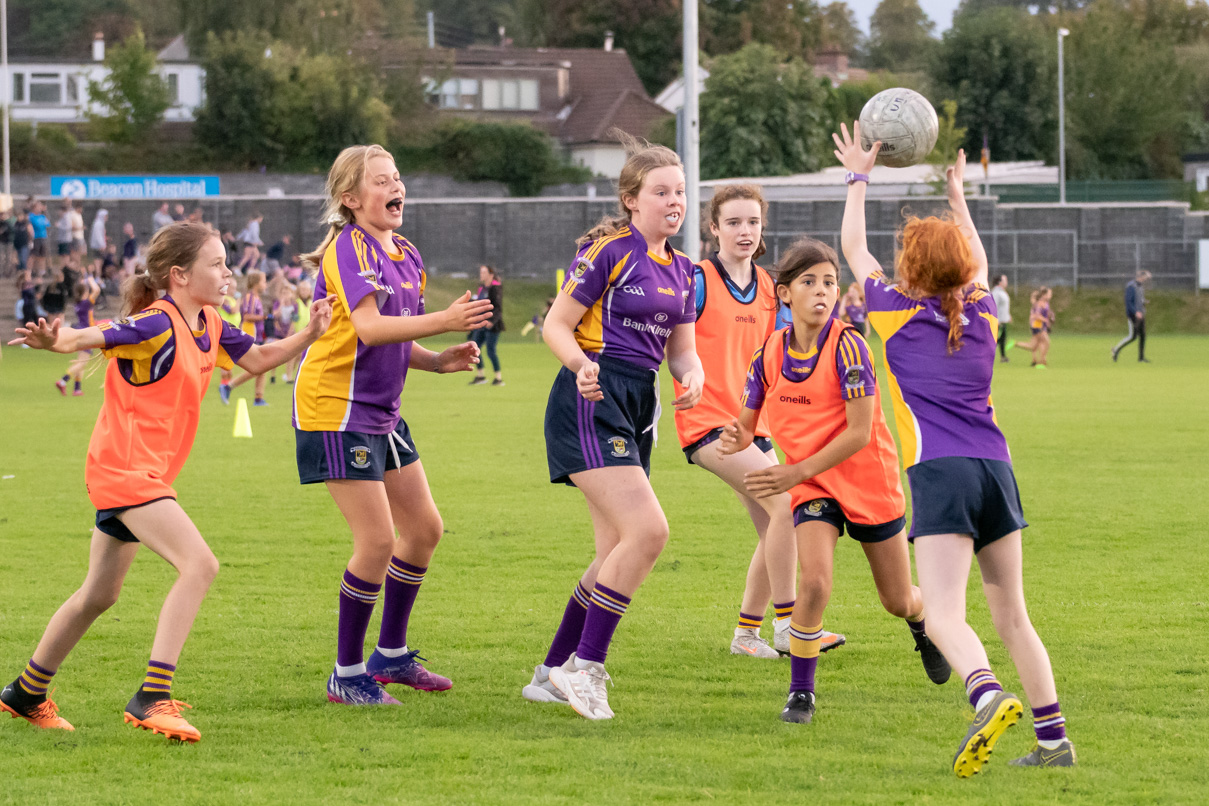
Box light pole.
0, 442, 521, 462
682, 0, 699, 261
2, 0, 10, 198
1057, 27, 1069, 205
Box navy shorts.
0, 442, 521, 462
906, 457, 1027, 553
793, 497, 905, 543
545, 356, 657, 485
295, 419, 420, 484
95, 496, 175, 543
683, 427, 774, 464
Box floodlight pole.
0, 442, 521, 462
682, 0, 700, 261
1057, 27, 1068, 205
2, 0, 10, 197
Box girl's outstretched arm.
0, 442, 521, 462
236, 295, 334, 375
8, 318, 104, 353
833, 121, 883, 286
349, 291, 492, 347
411, 342, 481, 374
947, 149, 989, 287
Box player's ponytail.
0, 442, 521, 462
120, 221, 215, 317
896, 215, 976, 354
302, 144, 394, 272
578, 129, 683, 247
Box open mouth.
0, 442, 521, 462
665, 212, 681, 224
737, 240, 753, 249
813, 302, 828, 311
220, 283, 230, 295
386, 197, 404, 215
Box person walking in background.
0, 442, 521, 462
121, 223, 139, 273
1012, 288, 1053, 369
1111, 270, 1150, 363
29, 201, 49, 276
468, 265, 505, 386
991, 275, 1012, 363
236, 214, 264, 274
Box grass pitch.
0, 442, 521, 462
1, 333, 1206, 805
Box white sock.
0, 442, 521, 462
375, 645, 409, 659
774, 617, 790, 631
1038, 738, 1065, 750
976, 691, 998, 712
336, 662, 366, 678
735, 626, 757, 636
574, 656, 596, 670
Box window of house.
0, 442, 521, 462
66, 75, 78, 103
167, 73, 179, 105
431, 77, 477, 110
482, 78, 539, 111
29, 73, 62, 104
12, 73, 23, 103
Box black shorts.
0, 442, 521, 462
32, 239, 46, 258
295, 419, 420, 484
57, 242, 73, 256
545, 355, 657, 486
906, 457, 1027, 553
95, 496, 175, 543
793, 497, 905, 543
683, 427, 774, 464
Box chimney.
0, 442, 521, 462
93, 32, 105, 62
604, 31, 614, 52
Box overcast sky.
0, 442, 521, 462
844, 0, 963, 33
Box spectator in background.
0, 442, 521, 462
151, 202, 174, 232
468, 264, 506, 386
188, 206, 205, 224
121, 222, 139, 271
90, 209, 108, 253
264, 234, 292, 276
28, 201, 49, 275
991, 274, 1012, 363
13, 209, 32, 276
0, 206, 15, 276
220, 230, 238, 266
54, 201, 75, 269
1111, 270, 1151, 363
69, 201, 86, 258
236, 213, 264, 273
172, 203, 186, 221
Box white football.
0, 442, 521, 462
858, 89, 939, 168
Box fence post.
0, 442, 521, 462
1072, 229, 1079, 291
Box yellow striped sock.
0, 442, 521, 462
788, 622, 824, 659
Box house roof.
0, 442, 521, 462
454, 46, 671, 146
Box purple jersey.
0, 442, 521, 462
561, 225, 695, 371
844, 302, 867, 324
75, 298, 94, 329
100, 296, 253, 385
292, 225, 426, 433
240, 293, 264, 343
742, 319, 876, 410
864, 270, 1009, 468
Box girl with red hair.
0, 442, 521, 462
834, 123, 1075, 776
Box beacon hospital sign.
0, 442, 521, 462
51, 176, 221, 199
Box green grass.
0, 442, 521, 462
1, 335, 1206, 805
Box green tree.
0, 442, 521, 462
867, 0, 937, 71
87, 28, 171, 145
820, 1, 865, 57
433, 120, 578, 195
701, 0, 824, 62
1065, 0, 1200, 178
192, 32, 281, 166
930, 6, 1055, 161
928, 98, 966, 163
700, 43, 832, 179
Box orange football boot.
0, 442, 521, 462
123, 694, 200, 743
0, 683, 75, 731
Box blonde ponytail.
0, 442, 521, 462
302, 144, 394, 272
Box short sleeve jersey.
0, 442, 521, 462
844, 302, 867, 324
29, 214, 49, 240
292, 224, 426, 434
240, 292, 264, 342
75, 298, 94, 329
742, 319, 876, 411
864, 270, 1009, 468
561, 226, 695, 371
99, 296, 253, 385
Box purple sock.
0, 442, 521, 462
575, 583, 631, 664
790, 655, 817, 693
377, 557, 426, 651
544, 583, 590, 668
1032, 701, 1067, 742
964, 668, 1003, 709
907, 616, 926, 634
336, 569, 380, 672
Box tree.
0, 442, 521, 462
820, 1, 865, 57
701, 0, 824, 62
700, 43, 833, 179
87, 28, 171, 145
181, 0, 419, 56
867, 0, 937, 71
930, 6, 1055, 162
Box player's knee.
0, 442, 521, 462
626, 521, 669, 563
879, 590, 914, 619
79, 584, 121, 615
416, 514, 443, 551
185, 549, 220, 587
798, 571, 832, 606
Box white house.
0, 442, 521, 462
4, 34, 204, 125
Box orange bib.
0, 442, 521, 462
761, 324, 904, 525
85, 299, 221, 510
674, 259, 776, 447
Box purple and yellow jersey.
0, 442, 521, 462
98, 296, 253, 386
292, 224, 425, 434
240, 293, 264, 343
218, 294, 241, 327
1030, 303, 1052, 331
272, 299, 297, 339
742, 319, 876, 410
864, 270, 1010, 468
75, 298, 95, 329
844, 302, 867, 325
561, 226, 695, 371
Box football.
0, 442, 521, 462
858, 89, 939, 168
